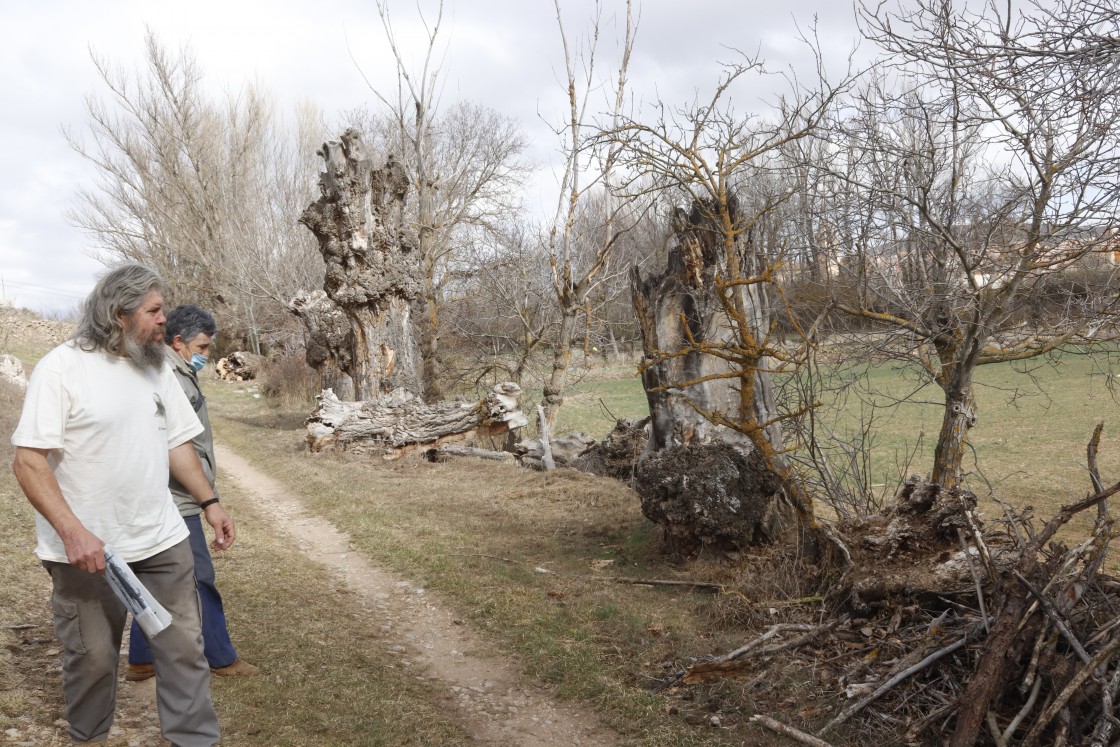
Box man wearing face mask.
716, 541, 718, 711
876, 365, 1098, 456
126, 304, 258, 682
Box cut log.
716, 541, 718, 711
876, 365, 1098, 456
514, 431, 596, 471
513, 420, 649, 478
215, 351, 264, 382
306, 382, 529, 455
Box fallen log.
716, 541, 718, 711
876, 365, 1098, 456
426, 445, 517, 463
306, 383, 529, 454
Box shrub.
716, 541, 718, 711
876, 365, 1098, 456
258, 351, 318, 407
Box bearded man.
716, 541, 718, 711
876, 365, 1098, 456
11, 263, 233, 746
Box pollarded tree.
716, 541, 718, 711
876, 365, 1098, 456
300, 130, 423, 399
818, 0, 1120, 490
611, 47, 847, 552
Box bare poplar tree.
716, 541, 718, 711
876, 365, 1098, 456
366, 0, 530, 401
541, 0, 639, 427
67, 31, 326, 353
442, 223, 557, 390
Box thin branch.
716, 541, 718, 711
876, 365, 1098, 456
752, 715, 836, 747
819, 634, 971, 737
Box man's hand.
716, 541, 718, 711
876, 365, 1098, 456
12, 446, 105, 573
204, 503, 236, 550
60, 525, 106, 574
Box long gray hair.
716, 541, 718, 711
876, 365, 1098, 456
73, 263, 163, 354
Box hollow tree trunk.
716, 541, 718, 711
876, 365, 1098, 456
630, 212, 756, 454
300, 129, 423, 400
630, 199, 795, 553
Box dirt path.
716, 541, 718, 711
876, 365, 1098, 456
213, 443, 619, 747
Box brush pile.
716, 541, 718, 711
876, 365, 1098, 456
660, 425, 1120, 746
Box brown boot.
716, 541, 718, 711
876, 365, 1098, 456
211, 659, 259, 676
124, 663, 155, 682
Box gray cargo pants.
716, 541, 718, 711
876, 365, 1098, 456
43, 539, 220, 746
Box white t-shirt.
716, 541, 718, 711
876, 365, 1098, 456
12, 341, 203, 563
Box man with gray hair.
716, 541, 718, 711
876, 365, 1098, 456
11, 263, 233, 746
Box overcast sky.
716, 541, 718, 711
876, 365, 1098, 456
0, 0, 867, 315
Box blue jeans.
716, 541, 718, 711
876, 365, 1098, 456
129, 514, 238, 669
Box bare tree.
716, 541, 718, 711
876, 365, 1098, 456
361, 0, 530, 401
68, 31, 326, 353
442, 223, 557, 391
613, 46, 846, 554
831, 5, 1120, 744
540, 0, 640, 427
817, 0, 1120, 495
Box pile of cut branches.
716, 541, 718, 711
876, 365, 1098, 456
658, 424, 1120, 746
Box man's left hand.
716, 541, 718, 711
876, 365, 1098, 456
204, 503, 236, 550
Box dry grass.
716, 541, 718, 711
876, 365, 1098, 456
0, 375, 468, 744
7, 328, 1119, 745
209, 383, 802, 745
205, 476, 470, 746
0, 378, 62, 739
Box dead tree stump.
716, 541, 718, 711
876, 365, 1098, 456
629, 198, 795, 554
300, 129, 422, 399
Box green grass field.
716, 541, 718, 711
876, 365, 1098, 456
552, 351, 1120, 515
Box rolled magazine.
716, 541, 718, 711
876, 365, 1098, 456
103, 545, 173, 638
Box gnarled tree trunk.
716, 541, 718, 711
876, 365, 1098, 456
300, 129, 422, 400
630, 200, 795, 553
306, 383, 529, 456
289, 289, 355, 401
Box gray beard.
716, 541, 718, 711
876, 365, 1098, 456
123, 335, 164, 370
